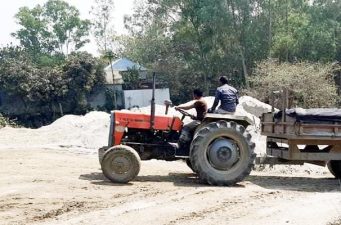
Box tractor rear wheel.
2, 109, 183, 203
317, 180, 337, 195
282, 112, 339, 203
327, 160, 341, 178
186, 158, 196, 173
190, 120, 255, 186
101, 145, 141, 183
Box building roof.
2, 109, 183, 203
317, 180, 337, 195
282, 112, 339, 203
104, 57, 147, 72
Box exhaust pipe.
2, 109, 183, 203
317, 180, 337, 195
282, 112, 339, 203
150, 72, 156, 130
164, 100, 172, 115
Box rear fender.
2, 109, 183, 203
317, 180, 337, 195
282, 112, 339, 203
202, 113, 253, 128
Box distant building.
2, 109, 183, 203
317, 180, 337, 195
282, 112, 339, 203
88, 57, 149, 110
103, 57, 148, 84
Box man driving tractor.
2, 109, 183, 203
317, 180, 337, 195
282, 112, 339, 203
175, 89, 208, 148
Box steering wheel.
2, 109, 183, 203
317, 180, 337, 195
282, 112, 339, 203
175, 108, 195, 120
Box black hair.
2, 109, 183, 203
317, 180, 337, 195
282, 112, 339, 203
219, 76, 228, 84
193, 89, 203, 97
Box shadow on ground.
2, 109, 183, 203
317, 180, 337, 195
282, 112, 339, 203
79, 171, 207, 187
80, 171, 340, 191
79, 171, 242, 187
246, 175, 341, 192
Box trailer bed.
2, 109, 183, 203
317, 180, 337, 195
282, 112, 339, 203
261, 112, 341, 161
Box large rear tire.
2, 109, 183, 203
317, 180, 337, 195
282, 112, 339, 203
190, 120, 255, 186
185, 158, 197, 173
101, 145, 141, 183
327, 160, 341, 178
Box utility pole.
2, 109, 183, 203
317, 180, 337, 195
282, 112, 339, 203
106, 51, 117, 109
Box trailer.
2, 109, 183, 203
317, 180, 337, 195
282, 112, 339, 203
259, 89, 341, 178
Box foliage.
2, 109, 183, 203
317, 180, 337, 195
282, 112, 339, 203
62, 52, 105, 113
90, 0, 115, 54
0, 114, 17, 128
247, 60, 339, 108
121, 69, 141, 90
0, 46, 105, 122
270, 1, 340, 62
119, 0, 341, 104
0, 46, 67, 107
13, 0, 91, 56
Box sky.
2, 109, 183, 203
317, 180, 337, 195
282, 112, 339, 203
0, 0, 135, 55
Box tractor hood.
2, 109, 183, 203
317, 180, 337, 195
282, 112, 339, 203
113, 111, 183, 131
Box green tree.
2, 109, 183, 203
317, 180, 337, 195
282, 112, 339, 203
120, 0, 341, 104
13, 0, 91, 56
44, 0, 91, 54
62, 52, 105, 113
269, 0, 340, 62
90, 0, 115, 54
0, 46, 105, 122
0, 46, 66, 109
12, 6, 54, 56
122, 0, 271, 97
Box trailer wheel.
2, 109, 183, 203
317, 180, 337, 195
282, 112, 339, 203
190, 120, 256, 186
101, 145, 141, 183
327, 160, 341, 179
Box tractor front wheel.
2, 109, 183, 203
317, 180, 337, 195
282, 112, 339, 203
190, 120, 255, 186
101, 145, 141, 183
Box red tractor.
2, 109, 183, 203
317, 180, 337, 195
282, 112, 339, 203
98, 74, 256, 186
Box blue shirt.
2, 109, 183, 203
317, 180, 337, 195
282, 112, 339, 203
214, 84, 239, 112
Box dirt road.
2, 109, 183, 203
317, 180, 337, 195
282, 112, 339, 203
1, 148, 340, 225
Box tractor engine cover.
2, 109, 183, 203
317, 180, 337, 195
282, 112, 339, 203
111, 111, 183, 146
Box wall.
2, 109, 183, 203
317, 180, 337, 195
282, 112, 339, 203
123, 88, 170, 109
87, 84, 124, 110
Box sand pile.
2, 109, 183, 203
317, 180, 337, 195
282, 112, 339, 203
0, 111, 110, 152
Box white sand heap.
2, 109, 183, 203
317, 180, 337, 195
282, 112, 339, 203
0, 96, 271, 154
0, 111, 110, 152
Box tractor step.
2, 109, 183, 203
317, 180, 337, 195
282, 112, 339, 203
171, 142, 190, 158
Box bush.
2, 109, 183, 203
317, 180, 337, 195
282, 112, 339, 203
247, 60, 340, 108
0, 48, 106, 127
0, 114, 17, 128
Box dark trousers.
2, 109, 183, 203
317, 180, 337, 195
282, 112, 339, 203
179, 120, 201, 143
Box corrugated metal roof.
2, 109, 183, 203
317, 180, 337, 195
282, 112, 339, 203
104, 57, 147, 72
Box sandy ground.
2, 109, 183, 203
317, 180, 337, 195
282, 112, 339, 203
1, 148, 340, 225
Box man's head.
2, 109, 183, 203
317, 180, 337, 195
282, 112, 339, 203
219, 76, 228, 85
193, 89, 203, 99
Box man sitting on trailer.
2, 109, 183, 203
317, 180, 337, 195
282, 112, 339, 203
175, 89, 207, 147
208, 76, 239, 114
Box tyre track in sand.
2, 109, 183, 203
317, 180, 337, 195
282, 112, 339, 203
1, 149, 340, 225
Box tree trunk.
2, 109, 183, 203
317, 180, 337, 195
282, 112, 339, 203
58, 102, 64, 116
239, 47, 249, 88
